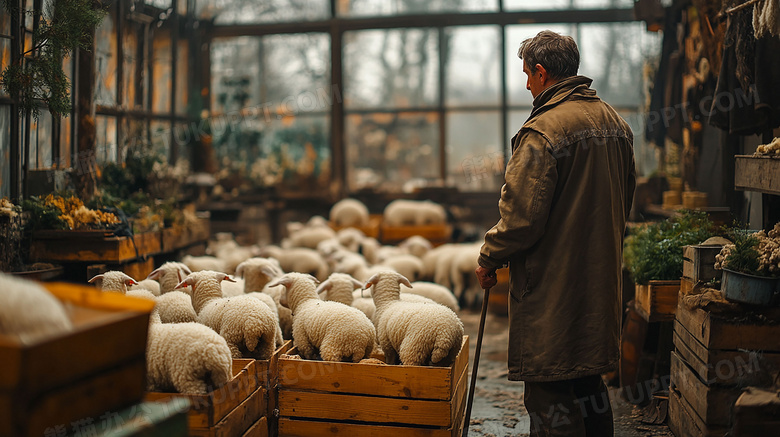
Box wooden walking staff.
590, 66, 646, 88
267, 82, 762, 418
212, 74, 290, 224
461, 285, 491, 437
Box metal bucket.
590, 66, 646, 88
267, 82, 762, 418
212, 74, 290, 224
721, 269, 780, 306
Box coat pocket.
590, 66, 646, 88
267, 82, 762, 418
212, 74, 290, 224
508, 258, 530, 302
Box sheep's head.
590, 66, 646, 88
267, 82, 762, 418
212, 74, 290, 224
315, 273, 364, 298
148, 262, 192, 284
89, 271, 138, 293
267, 273, 319, 308
174, 271, 234, 291
364, 271, 412, 292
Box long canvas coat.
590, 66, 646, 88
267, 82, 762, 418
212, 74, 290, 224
479, 76, 637, 382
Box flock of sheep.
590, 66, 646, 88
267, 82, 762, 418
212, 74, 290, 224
0, 198, 482, 397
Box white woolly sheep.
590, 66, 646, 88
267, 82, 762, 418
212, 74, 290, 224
287, 226, 337, 250
420, 244, 450, 281
315, 273, 365, 306
246, 292, 285, 347
350, 287, 439, 320
367, 271, 464, 366
268, 273, 375, 362
335, 227, 366, 252
402, 282, 460, 312
382, 254, 425, 282
330, 198, 370, 228
399, 235, 434, 259
182, 255, 227, 273
146, 313, 233, 395
235, 258, 292, 339
448, 243, 482, 308
148, 262, 193, 294
0, 273, 72, 342
221, 277, 246, 297
180, 271, 280, 360
258, 245, 329, 281
90, 270, 197, 324
383, 200, 447, 226
357, 237, 382, 265
129, 279, 161, 296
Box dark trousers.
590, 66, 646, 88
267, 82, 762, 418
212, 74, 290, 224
523, 374, 614, 437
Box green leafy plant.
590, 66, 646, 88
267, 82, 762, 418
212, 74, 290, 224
624, 210, 720, 285
0, 0, 105, 118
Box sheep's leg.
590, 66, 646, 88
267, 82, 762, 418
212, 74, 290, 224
318, 341, 343, 362
380, 339, 399, 365
295, 331, 317, 360
226, 341, 242, 358
398, 336, 428, 366
175, 377, 210, 395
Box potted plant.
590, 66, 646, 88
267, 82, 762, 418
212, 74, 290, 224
715, 224, 780, 305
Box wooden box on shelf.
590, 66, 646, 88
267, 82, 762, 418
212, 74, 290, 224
30, 230, 162, 264
0, 282, 155, 437
634, 280, 681, 322
682, 245, 722, 284
329, 214, 383, 239
380, 223, 453, 245
277, 336, 469, 437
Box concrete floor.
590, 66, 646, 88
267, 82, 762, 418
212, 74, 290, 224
459, 308, 675, 437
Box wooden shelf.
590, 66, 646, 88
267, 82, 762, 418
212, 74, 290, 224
735, 155, 780, 196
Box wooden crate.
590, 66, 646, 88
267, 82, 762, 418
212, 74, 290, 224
732, 387, 780, 436
253, 340, 292, 437
380, 223, 453, 245
683, 245, 722, 283
145, 359, 261, 431
634, 280, 680, 322
30, 230, 162, 264
160, 220, 211, 252
329, 214, 382, 239
668, 384, 728, 437
277, 336, 469, 437
242, 417, 268, 437
0, 282, 155, 437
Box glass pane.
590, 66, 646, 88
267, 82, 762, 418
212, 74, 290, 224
120, 118, 149, 159
151, 120, 172, 161
152, 28, 172, 113
344, 29, 438, 109
504, 0, 632, 10
95, 11, 118, 106
123, 25, 139, 109
340, 0, 498, 16
578, 22, 661, 107
198, 0, 329, 24
447, 111, 502, 192
211, 37, 261, 114
0, 12, 9, 97
29, 110, 53, 169
346, 111, 440, 192
176, 40, 188, 115
445, 26, 500, 107
506, 24, 574, 106
0, 106, 9, 197
96, 116, 118, 164
261, 33, 330, 105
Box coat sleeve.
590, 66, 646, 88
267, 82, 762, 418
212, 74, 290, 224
479, 130, 558, 269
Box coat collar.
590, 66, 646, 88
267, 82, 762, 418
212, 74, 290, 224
530, 75, 595, 117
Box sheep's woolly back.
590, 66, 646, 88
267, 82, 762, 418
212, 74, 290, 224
402, 282, 460, 312
383, 254, 424, 282
368, 271, 463, 366
273, 273, 375, 362
259, 246, 329, 281
90, 271, 137, 293
127, 289, 157, 301
399, 236, 433, 259
330, 198, 370, 227
146, 322, 232, 394
222, 277, 246, 297
156, 292, 197, 324
188, 271, 279, 360
0, 274, 73, 342
288, 226, 337, 250
335, 228, 366, 252
182, 255, 227, 273
236, 257, 283, 292
247, 292, 284, 347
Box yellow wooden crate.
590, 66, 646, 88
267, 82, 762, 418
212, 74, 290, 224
329, 214, 383, 239
277, 336, 469, 437
380, 223, 452, 245
634, 280, 680, 322
0, 282, 155, 437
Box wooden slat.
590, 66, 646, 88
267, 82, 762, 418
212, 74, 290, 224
675, 297, 780, 351
278, 391, 453, 427
44, 282, 157, 312
30, 231, 162, 263
0, 359, 146, 437
734, 155, 780, 196
145, 359, 259, 428
635, 281, 679, 322
449, 357, 469, 436
669, 386, 728, 437
683, 245, 722, 283
190, 387, 266, 437
278, 338, 467, 400
278, 418, 454, 437
120, 257, 155, 281
670, 351, 742, 427
674, 321, 780, 386
242, 417, 268, 437
256, 340, 293, 389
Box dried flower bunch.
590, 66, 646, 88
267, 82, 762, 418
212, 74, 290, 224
753, 137, 780, 157
23, 194, 119, 231
0, 198, 19, 218
715, 223, 780, 276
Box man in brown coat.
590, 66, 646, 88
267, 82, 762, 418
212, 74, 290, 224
475, 31, 636, 436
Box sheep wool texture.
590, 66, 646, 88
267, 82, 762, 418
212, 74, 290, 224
259, 246, 329, 281
188, 271, 280, 360
155, 291, 198, 324
330, 198, 370, 227
146, 317, 233, 395
149, 262, 193, 294
130, 279, 161, 296
317, 272, 364, 306
0, 273, 73, 343
351, 288, 439, 321
369, 271, 464, 366
272, 273, 375, 362
382, 254, 425, 282
89, 270, 136, 293
246, 292, 285, 347
401, 282, 460, 312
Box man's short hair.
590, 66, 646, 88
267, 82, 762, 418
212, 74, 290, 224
517, 30, 580, 80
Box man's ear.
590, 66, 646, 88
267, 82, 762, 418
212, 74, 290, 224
535, 63, 550, 84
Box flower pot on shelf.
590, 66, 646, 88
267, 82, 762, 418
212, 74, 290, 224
721, 269, 780, 306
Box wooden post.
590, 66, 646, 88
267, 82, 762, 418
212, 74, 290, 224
74, 0, 100, 201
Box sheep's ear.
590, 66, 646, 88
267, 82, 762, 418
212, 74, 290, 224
364, 273, 380, 290
398, 275, 413, 289
316, 280, 332, 295
223, 275, 236, 283
260, 265, 278, 279
181, 264, 193, 275
268, 276, 293, 289
123, 274, 139, 286
235, 262, 246, 278
147, 268, 163, 280
309, 275, 321, 285
175, 277, 195, 289
350, 278, 365, 290
88, 274, 104, 284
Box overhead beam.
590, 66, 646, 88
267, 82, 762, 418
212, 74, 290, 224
211, 8, 636, 38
